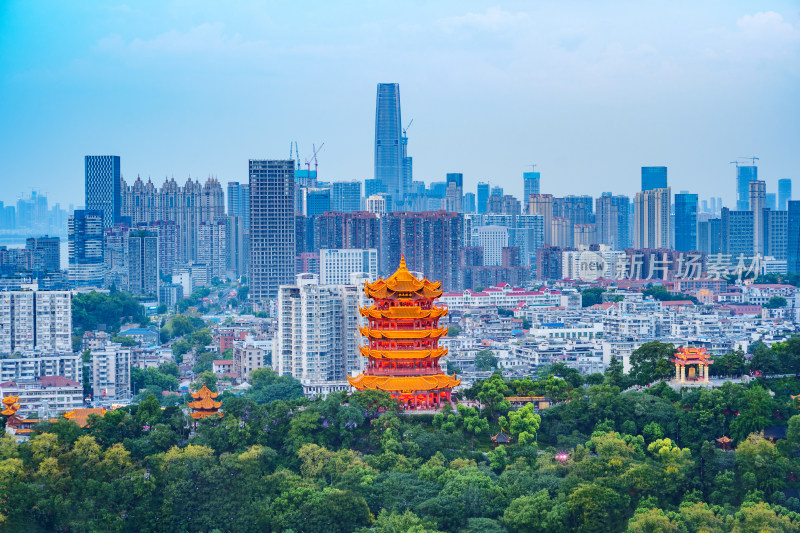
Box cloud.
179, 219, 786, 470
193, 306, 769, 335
737, 11, 799, 42
440, 7, 529, 33
96, 23, 264, 58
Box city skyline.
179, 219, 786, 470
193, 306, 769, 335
2, 1, 799, 207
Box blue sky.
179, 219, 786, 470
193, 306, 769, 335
1, 1, 798, 207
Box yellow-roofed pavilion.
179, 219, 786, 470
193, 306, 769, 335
188, 383, 222, 419
348, 257, 460, 410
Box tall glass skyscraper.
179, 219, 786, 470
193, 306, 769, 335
641, 166, 667, 191
736, 165, 757, 211
227, 182, 250, 232
674, 193, 698, 252
523, 172, 540, 204
477, 182, 490, 214
85, 155, 121, 228
374, 83, 404, 210
332, 181, 362, 213
778, 179, 792, 211
788, 201, 800, 274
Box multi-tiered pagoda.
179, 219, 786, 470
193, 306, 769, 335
188, 383, 222, 419
348, 257, 460, 409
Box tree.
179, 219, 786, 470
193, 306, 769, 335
581, 287, 605, 307
477, 374, 510, 421
447, 325, 462, 337
474, 350, 498, 371
629, 341, 675, 385
499, 403, 541, 445
246, 368, 304, 404
457, 404, 489, 450
111, 335, 138, 347
626, 508, 677, 532
503, 490, 567, 533
191, 371, 218, 393
764, 296, 787, 309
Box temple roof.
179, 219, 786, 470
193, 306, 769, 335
364, 257, 443, 300
188, 396, 222, 410
672, 347, 714, 365
64, 408, 107, 428
359, 326, 447, 340
348, 373, 460, 393
359, 345, 448, 360
361, 306, 448, 320
190, 383, 219, 400
190, 410, 222, 419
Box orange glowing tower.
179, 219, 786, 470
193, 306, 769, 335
348, 257, 460, 409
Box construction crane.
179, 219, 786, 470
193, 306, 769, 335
528, 164, 537, 172
403, 119, 413, 137
730, 156, 759, 167
311, 143, 324, 175
294, 141, 300, 169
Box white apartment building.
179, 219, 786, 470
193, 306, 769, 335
440, 285, 562, 311
233, 338, 268, 380
0, 291, 72, 354
319, 248, 378, 286
471, 225, 509, 266
274, 273, 367, 397
0, 376, 83, 417
0, 352, 82, 384
91, 344, 132, 402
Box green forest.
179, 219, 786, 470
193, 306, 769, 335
4, 356, 800, 532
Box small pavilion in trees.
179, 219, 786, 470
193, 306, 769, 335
348, 257, 460, 410
1, 395, 22, 428
671, 347, 713, 383
188, 384, 222, 419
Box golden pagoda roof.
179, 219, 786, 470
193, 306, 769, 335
347, 373, 460, 393
63, 408, 107, 428
359, 326, 447, 340
671, 347, 714, 364
190, 383, 219, 400
360, 306, 448, 320
359, 345, 448, 360
364, 257, 443, 300
2, 395, 19, 406
188, 396, 222, 411
190, 411, 222, 420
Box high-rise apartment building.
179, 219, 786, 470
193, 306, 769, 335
91, 344, 132, 402
477, 182, 490, 214
764, 210, 788, 261
25, 236, 60, 272
736, 165, 758, 211
445, 173, 464, 213
674, 193, 698, 252
528, 194, 554, 245
331, 181, 362, 213
275, 273, 366, 396
596, 194, 631, 250
788, 201, 800, 274
314, 211, 381, 251
249, 159, 296, 304
633, 187, 671, 249
721, 208, 754, 257
749, 180, 766, 256
778, 179, 792, 211
0, 291, 72, 354
523, 172, 541, 207
641, 166, 667, 191
698, 218, 723, 256
127, 230, 159, 298
491, 186, 504, 197
302, 188, 332, 216
319, 249, 378, 285
374, 83, 405, 209
85, 155, 121, 228
227, 181, 251, 232
471, 225, 509, 266
68, 210, 105, 288
198, 219, 229, 279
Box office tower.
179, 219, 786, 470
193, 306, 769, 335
674, 193, 698, 252
523, 171, 541, 206
249, 160, 296, 304
365, 194, 387, 215
721, 208, 754, 257
778, 179, 792, 211
127, 230, 159, 298
25, 236, 60, 272
477, 182, 490, 214
68, 210, 105, 288
490, 186, 504, 197
633, 187, 671, 249
698, 218, 723, 256
331, 181, 362, 213
736, 165, 758, 210
198, 220, 229, 279
364, 178, 383, 198
319, 249, 378, 285
471, 225, 509, 266
275, 274, 365, 396
429, 182, 447, 198
380, 212, 463, 291
85, 155, 121, 228
227, 182, 250, 232
374, 83, 404, 209
641, 166, 667, 191
764, 210, 788, 261
596, 194, 631, 250
0, 291, 72, 354
788, 201, 800, 274
464, 192, 476, 213
527, 194, 554, 245
445, 173, 464, 212
749, 180, 766, 255
766, 193, 777, 212
302, 188, 332, 216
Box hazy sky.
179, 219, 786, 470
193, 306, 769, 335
1, 1, 798, 208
